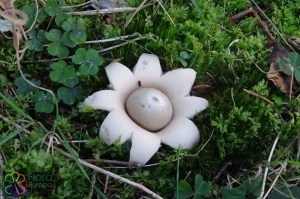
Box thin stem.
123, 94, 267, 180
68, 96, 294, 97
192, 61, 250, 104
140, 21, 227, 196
67, 7, 136, 15
85, 32, 141, 44
53, 145, 163, 199
262, 163, 287, 199
259, 132, 281, 199
251, 0, 295, 51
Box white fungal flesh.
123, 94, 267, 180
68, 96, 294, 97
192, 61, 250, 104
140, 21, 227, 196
126, 88, 173, 132
84, 53, 209, 164
130, 131, 161, 164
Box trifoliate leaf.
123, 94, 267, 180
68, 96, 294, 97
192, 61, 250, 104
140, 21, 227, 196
177, 181, 194, 199
63, 76, 79, 88
221, 187, 246, 199
37, 29, 47, 43
45, 29, 62, 42
45, 0, 59, 16
28, 39, 43, 52
79, 62, 98, 75
57, 86, 82, 105
55, 12, 70, 27
57, 87, 74, 105
279, 58, 292, 75
194, 174, 210, 196
288, 52, 300, 81
27, 30, 46, 52
244, 176, 262, 197
35, 101, 54, 113
14, 77, 41, 95
37, 8, 47, 23
47, 42, 69, 57
61, 32, 76, 48
22, 3, 36, 28
50, 60, 75, 83
62, 17, 77, 32
72, 48, 86, 64
76, 18, 86, 31
86, 49, 104, 66
69, 29, 87, 44
72, 48, 104, 75
33, 91, 54, 113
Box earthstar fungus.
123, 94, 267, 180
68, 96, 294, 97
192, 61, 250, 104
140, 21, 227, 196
84, 54, 208, 164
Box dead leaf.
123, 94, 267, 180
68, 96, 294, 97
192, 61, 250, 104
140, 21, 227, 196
267, 44, 294, 94
267, 63, 292, 94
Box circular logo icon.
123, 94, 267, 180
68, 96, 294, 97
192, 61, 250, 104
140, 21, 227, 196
3, 171, 28, 197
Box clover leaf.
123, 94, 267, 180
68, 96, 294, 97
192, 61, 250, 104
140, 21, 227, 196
49, 60, 75, 83
63, 76, 79, 88
22, 3, 36, 28
45, 0, 59, 16
57, 86, 82, 105
33, 91, 54, 113
221, 176, 262, 199
279, 52, 300, 81
288, 52, 300, 81
176, 174, 211, 199
62, 17, 77, 32
14, 76, 41, 95
194, 174, 210, 196
45, 29, 61, 42
72, 48, 104, 75
45, 29, 76, 57
22, 3, 47, 27
27, 29, 47, 52
61, 32, 77, 48
177, 181, 194, 199
55, 12, 70, 27
62, 18, 87, 44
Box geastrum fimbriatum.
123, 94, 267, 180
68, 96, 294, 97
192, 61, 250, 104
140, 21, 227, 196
84, 54, 208, 164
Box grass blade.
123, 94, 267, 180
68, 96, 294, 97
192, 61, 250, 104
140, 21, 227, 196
57, 127, 108, 199
0, 92, 33, 122
0, 123, 32, 147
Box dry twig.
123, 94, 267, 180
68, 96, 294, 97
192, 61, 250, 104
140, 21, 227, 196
243, 88, 274, 106
230, 6, 276, 45
67, 7, 136, 15
49, 144, 163, 199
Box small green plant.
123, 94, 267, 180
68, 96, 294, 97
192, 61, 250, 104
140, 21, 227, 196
72, 48, 104, 75
19, 0, 104, 113
14, 76, 41, 94
49, 60, 76, 83
221, 176, 262, 199
176, 174, 211, 199
33, 91, 55, 113
279, 52, 300, 81
45, 29, 76, 57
